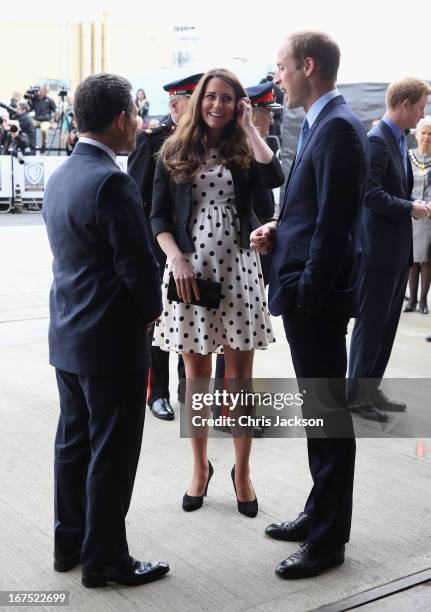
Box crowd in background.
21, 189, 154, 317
1, 86, 156, 157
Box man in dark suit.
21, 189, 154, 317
43, 73, 170, 588
349, 78, 431, 421
251, 31, 369, 578
128, 74, 203, 420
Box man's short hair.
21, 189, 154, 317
74, 73, 134, 133
18, 102, 29, 112
287, 31, 340, 82
386, 78, 431, 111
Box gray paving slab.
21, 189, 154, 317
1, 214, 430, 612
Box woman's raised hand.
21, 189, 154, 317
237, 97, 253, 131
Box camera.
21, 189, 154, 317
0, 101, 16, 119
24, 86, 40, 101
58, 87, 68, 99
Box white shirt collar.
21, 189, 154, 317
79, 137, 117, 163
305, 89, 340, 128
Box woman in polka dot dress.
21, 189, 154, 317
151, 68, 285, 515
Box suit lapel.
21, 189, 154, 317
378, 121, 408, 192
278, 156, 296, 220
279, 95, 346, 218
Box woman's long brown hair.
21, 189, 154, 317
159, 68, 253, 183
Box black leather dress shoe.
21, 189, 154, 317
265, 512, 310, 541
82, 559, 170, 588
427, 335, 431, 342
372, 390, 407, 412
349, 401, 388, 422
150, 398, 174, 420
54, 549, 81, 572
404, 301, 417, 312
275, 543, 345, 579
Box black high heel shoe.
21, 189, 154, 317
419, 303, 429, 314
231, 466, 258, 518
182, 461, 213, 512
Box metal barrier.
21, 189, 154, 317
0, 154, 128, 213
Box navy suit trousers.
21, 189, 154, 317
282, 308, 356, 547
348, 265, 410, 395
54, 368, 147, 572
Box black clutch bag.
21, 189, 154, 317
167, 274, 222, 309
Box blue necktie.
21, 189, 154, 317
400, 133, 408, 176
297, 118, 310, 155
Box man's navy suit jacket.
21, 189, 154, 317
43, 142, 162, 375
269, 95, 369, 317
362, 120, 413, 272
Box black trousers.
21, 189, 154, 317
147, 346, 185, 405
348, 265, 410, 394
282, 308, 356, 547
147, 244, 186, 405
54, 368, 148, 572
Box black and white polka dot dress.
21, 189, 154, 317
153, 148, 275, 355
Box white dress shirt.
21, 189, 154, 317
79, 137, 117, 163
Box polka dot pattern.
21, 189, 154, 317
153, 148, 275, 355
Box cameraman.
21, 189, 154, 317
0, 101, 36, 152
16, 102, 36, 152
56, 93, 74, 148
28, 86, 56, 153
3, 121, 32, 157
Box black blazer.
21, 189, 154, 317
269, 95, 369, 316
43, 142, 162, 375
150, 154, 284, 251
252, 184, 276, 221
127, 115, 174, 217
362, 120, 414, 271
